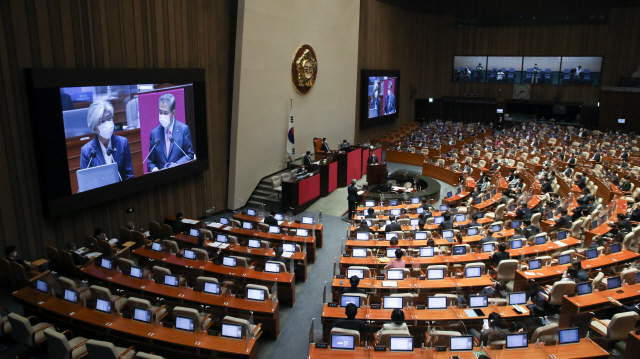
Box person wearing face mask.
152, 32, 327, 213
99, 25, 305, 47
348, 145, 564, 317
79, 100, 134, 184
147, 93, 195, 172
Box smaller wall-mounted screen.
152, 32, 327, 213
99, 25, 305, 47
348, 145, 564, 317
522, 56, 561, 84
560, 57, 602, 85
487, 56, 523, 83
361, 70, 399, 127
452, 56, 487, 82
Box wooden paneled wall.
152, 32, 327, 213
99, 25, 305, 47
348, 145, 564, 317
356, 0, 640, 141
0, 0, 235, 260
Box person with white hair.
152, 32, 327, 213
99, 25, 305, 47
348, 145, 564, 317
79, 100, 134, 183
147, 93, 194, 172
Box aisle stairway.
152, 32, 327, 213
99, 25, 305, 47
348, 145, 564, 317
245, 168, 299, 212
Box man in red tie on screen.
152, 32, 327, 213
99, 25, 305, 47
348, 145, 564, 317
147, 93, 194, 172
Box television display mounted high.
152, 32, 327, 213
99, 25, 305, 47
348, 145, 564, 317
361, 70, 399, 127
26, 69, 208, 217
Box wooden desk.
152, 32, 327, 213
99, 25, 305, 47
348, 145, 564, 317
624, 332, 640, 359
367, 163, 388, 185
133, 247, 296, 306
421, 162, 461, 186
584, 198, 627, 247
172, 233, 308, 281
282, 172, 322, 214
560, 283, 640, 319
312, 159, 339, 196
308, 340, 608, 359
81, 264, 281, 338
338, 147, 363, 187
14, 287, 259, 359
513, 250, 640, 291
386, 150, 426, 167
233, 213, 324, 248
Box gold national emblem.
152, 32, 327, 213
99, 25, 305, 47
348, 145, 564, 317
291, 45, 317, 94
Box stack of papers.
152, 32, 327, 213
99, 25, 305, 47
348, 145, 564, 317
208, 223, 223, 229
524, 271, 536, 276
143, 231, 151, 237
86, 252, 102, 258
357, 190, 365, 195
207, 242, 230, 249
282, 251, 294, 258
553, 241, 568, 247
464, 309, 478, 317
381, 281, 398, 287
181, 219, 199, 224
108, 238, 118, 245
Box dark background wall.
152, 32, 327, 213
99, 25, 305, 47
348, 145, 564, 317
355, 0, 640, 141
0, 0, 234, 260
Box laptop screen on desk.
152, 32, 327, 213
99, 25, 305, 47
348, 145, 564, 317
456, 214, 466, 222
465, 267, 481, 278
559, 328, 580, 344
440, 204, 449, 211
385, 233, 396, 241
346, 269, 364, 279
242, 222, 253, 230
511, 220, 521, 228
420, 247, 434, 257
416, 207, 424, 214
607, 276, 621, 289
450, 336, 473, 351
610, 243, 622, 254
558, 254, 571, 265
410, 218, 419, 226
222, 257, 236, 267
331, 334, 355, 350
296, 229, 309, 237
388, 200, 398, 206
355, 232, 369, 241
247, 288, 266, 301
96, 298, 112, 314
183, 249, 196, 260
452, 245, 466, 255
467, 227, 479, 236
63, 289, 78, 303
476, 198, 482, 204
219, 217, 229, 225
506, 333, 529, 349
427, 296, 447, 309
427, 269, 444, 280
389, 336, 413, 352
302, 216, 314, 224
511, 239, 522, 249
189, 228, 199, 237
434, 216, 444, 224
528, 259, 541, 270
221, 323, 243, 339
469, 295, 487, 308
283, 243, 296, 253
269, 226, 281, 234
340, 295, 360, 308
535, 235, 546, 245
387, 269, 404, 280
586, 248, 598, 259
151, 242, 163, 252
491, 224, 502, 232
248, 239, 261, 248
175, 316, 195, 332
557, 231, 568, 240
204, 282, 220, 294
508, 292, 527, 305
482, 243, 495, 253
36, 279, 48, 293
442, 230, 454, 239
446, 192, 453, 198
164, 274, 179, 287
216, 234, 228, 243
415, 232, 428, 240
247, 208, 256, 216
274, 214, 284, 221
390, 209, 400, 216
411, 198, 420, 204
365, 200, 375, 207
133, 308, 151, 323
101, 258, 112, 270
383, 296, 404, 309
577, 282, 592, 295
386, 248, 399, 258
264, 262, 281, 273
130, 266, 143, 279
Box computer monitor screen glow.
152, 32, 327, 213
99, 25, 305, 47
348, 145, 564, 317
416, 207, 424, 214
456, 214, 466, 222
96, 298, 112, 313
129, 266, 143, 279
420, 247, 434, 257
535, 236, 546, 245
411, 198, 420, 204
483, 243, 495, 252
296, 228, 309, 237
387, 269, 404, 280
442, 230, 454, 239
219, 217, 229, 224
491, 224, 501, 232
248, 239, 261, 248
204, 282, 220, 294
331, 334, 355, 350
452, 245, 466, 255
529, 259, 541, 270
189, 228, 199, 237
183, 249, 196, 260
64, 289, 78, 303
274, 214, 283, 221
101, 258, 112, 270
558, 254, 571, 265
383, 296, 404, 309
283, 243, 296, 253
365, 200, 375, 207
386, 248, 399, 258
586, 248, 598, 259
559, 328, 580, 344
434, 216, 444, 224
340, 295, 360, 308
440, 204, 449, 211
591, 220, 598, 229
385, 233, 396, 241
221, 323, 243, 339
547, 212, 554, 219
457, 187, 462, 194
511, 239, 523, 249
557, 231, 568, 240
216, 234, 228, 243
264, 262, 281, 273
506, 333, 529, 349
302, 216, 314, 224
151, 242, 162, 251
269, 226, 281, 234
450, 336, 473, 351
346, 269, 364, 279
446, 192, 453, 198
410, 218, 419, 226
610, 243, 621, 253
365, 220, 372, 227
476, 198, 482, 204
36, 279, 48, 293
510, 204, 516, 211
355, 232, 369, 241
133, 308, 151, 323
415, 232, 427, 240
164, 274, 179, 287
476, 212, 484, 218
247, 288, 266, 301
468, 227, 479, 236
390, 209, 400, 216
242, 222, 253, 230
389, 200, 398, 206
577, 282, 592, 295
247, 208, 256, 216
222, 257, 236, 267
465, 267, 481, 278
389, 336, 413, 352
427, 269, 444, 280
508, 292, 527, 305
607, 276, 621, 289
469, 295, 488, 308
175, 316, 195, 332
484, 194, 490, 201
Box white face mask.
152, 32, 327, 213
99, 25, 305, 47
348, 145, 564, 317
159, 114, 171, 129
97, 120, 114, 139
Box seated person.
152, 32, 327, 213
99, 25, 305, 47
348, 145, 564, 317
171, 212, 185, 235
5, 246, 40, 278
467, 213, 481, 228
66, 241, 90, 266
384, 249, 406, 269
470, 312, 522, 345
354, 220, 375, 234
388, 237, 400, 249
438, 212, 454, 232
269, 247, 289, 271
264, 210, 279, 226
480, 229, 495, 246
478, 281, 505, 299
365, 207, 377, 218
515, 202, 531, 220
490, 242, 510, 265
609, 298, 640, 315
344, 275, 366, 294
333, 303, 368, 335
563, 257, 589, 282
376, 309, 409, 340
385, 215, 402, 232
522, 219, 540, 238
553, 208, 572, 230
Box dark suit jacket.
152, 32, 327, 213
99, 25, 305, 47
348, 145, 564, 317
575, 178, 587, 189
321, 142, 330, 152
80, 135, 134, 181
554, 215, 572, 229
367, 155, 379, 165
354, 225, 375, 233
147, 120, 194, 172
347, 185, 358, 202
439, 220, 454, 231
541, 182, 553, 193
385, 222, 402, 232
303, 155, 312, 166
69, 250, 90, 265
333, 319, 368, 334
491, 251, 510, 264
264, 216, 278, 226
516, 207, 531, 220
524, 225, 540, 237
620, 182, 632, 192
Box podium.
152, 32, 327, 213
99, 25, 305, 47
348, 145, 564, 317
367, 163, 387, 185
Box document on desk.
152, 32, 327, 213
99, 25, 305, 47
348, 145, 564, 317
553, 241, 567, 247
524, 271, 536, 276
208, 223, 223, 229
381, 281, 398, 287
464, 309, 478, 317
181, 219, 199, 224
86, 252, 102, 258
143, 231, 151, 237
282, 251, 294, 258
109, 238, 118, 245
357, 190, 365, 195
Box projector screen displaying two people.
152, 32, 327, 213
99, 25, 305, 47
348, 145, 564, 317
368, 77, 396, 119
63, 84, 196, 193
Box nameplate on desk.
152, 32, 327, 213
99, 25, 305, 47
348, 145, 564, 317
162, 322, 172, 328
315, 343, 328, 349
374, 346, 387, 351
371, 304, 381, 309
342, 254, 351, 257
327, 302, 338, 307
436, 346, 447, 352
419, 276, 426, 280
416, 305, 426, 309
255, 266, 263, 272
336, 275, 345, 279
376, 275, 385, 280
235, 294, 244, 299
194, 287, 203, 292
123, 313, 132, 319
208, 330, 219, 336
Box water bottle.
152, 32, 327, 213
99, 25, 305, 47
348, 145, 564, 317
535, 338, 539, 348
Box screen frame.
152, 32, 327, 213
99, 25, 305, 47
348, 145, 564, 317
26, 68, 209, 218
389, 336, 414, 352
221, 323, 243, 339
331, 334, 356, 350
558, 328, 580, 345
382, 296, 404, 309
175, 315, 195, 332
505, 333, 529, 349
360, 69, 400, 128
449, 335, 474, 351
95, 298, 112, 314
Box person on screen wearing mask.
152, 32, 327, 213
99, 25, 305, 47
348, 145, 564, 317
79, 100, 134, 183
147, 93, 194, 172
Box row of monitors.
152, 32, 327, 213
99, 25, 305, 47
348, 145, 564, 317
356, 225, 568, 241
331, 328, 581, 350
220, 212, 314, 224
189, 225, 308, 237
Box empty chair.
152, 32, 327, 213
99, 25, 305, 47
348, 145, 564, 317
90, 285, 128, 311
148, 221, 162, 240
44, 328, 88, 359
540, 281, 576, 306
172, 306, 212, 331
160, 224, 174, 239
119, 227, 134, 246
331, 327, 360, 347
530, 322, 558, 343
377, 329, 411, 347
161, 240, 180, 254
126, 297, 167, 321
58, 276, 91, 302
222, 315, 263, 339
152, 266, 185, 286
85, 340, 136, 359
191, 248, 209, 261
9, 261, 50, 290
281, 172, 292, 182
464, 262, 485, 275
58, 250, 88, 278
135, 353, 165, 359
590, 312, 639, 341
428, 329, 461, 347
46, 246, 62, 273
347, 266, 371, 278
229, 219, 241, 228
495, 259, 518, 283
246, 284, 271, 300
117, 258, 149, 278
7, 313, 55, 348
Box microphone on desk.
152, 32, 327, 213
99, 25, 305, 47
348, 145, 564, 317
143, 139, 161, 164
105, 147, 122, 181
87, 150, 97, 167
169, 136, 192, 160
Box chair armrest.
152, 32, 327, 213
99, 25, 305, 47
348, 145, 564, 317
153, 305, 167, 321
60, 329, 74, 340
69, 340, 89, 359
1, 319, 9, 334
32, 323, 55, 344
78, 287, 91, 295
201, 314, 212, 330
28, 270, 52, 283
591, 317, 609, 327
26, 316, 39, 325
118, 346, 135, 359
252, 323, 263, 338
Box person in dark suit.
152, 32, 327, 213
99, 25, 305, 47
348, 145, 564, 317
303, 151, 312, 166
5, 246, 40, 277
567, 154, 576, 169
523, 219, 540, 238
438, 213, 454, 232
354, 220, 375, 233
269, 247, 289, 271
171, 212, 185, 235
541, 179, 553, 194
66, 241, 90, 265
467, 213, 481, 228
264, 211, 279, 226
591, 151, 601, 162
367, 148, 380, 164
344, 276, 366, 294
333, 303, 368, 335
620, 151, 630, 161
79, 100, 134, 185
383, 81, 395, 115
610, 298, 640, 316
321, 138, 330, 152
574, 174, 587, 190
147, 93, 194, 172
620, 176, 632, 192
553, 208, 572, 230
489, 159, 500, 172
515, 202, 531, 220
480, 229, 495, 246
347, 179, 358, 220
490, 242, 510, 265
365, 208, 377, 218
385, 215, 402, 232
